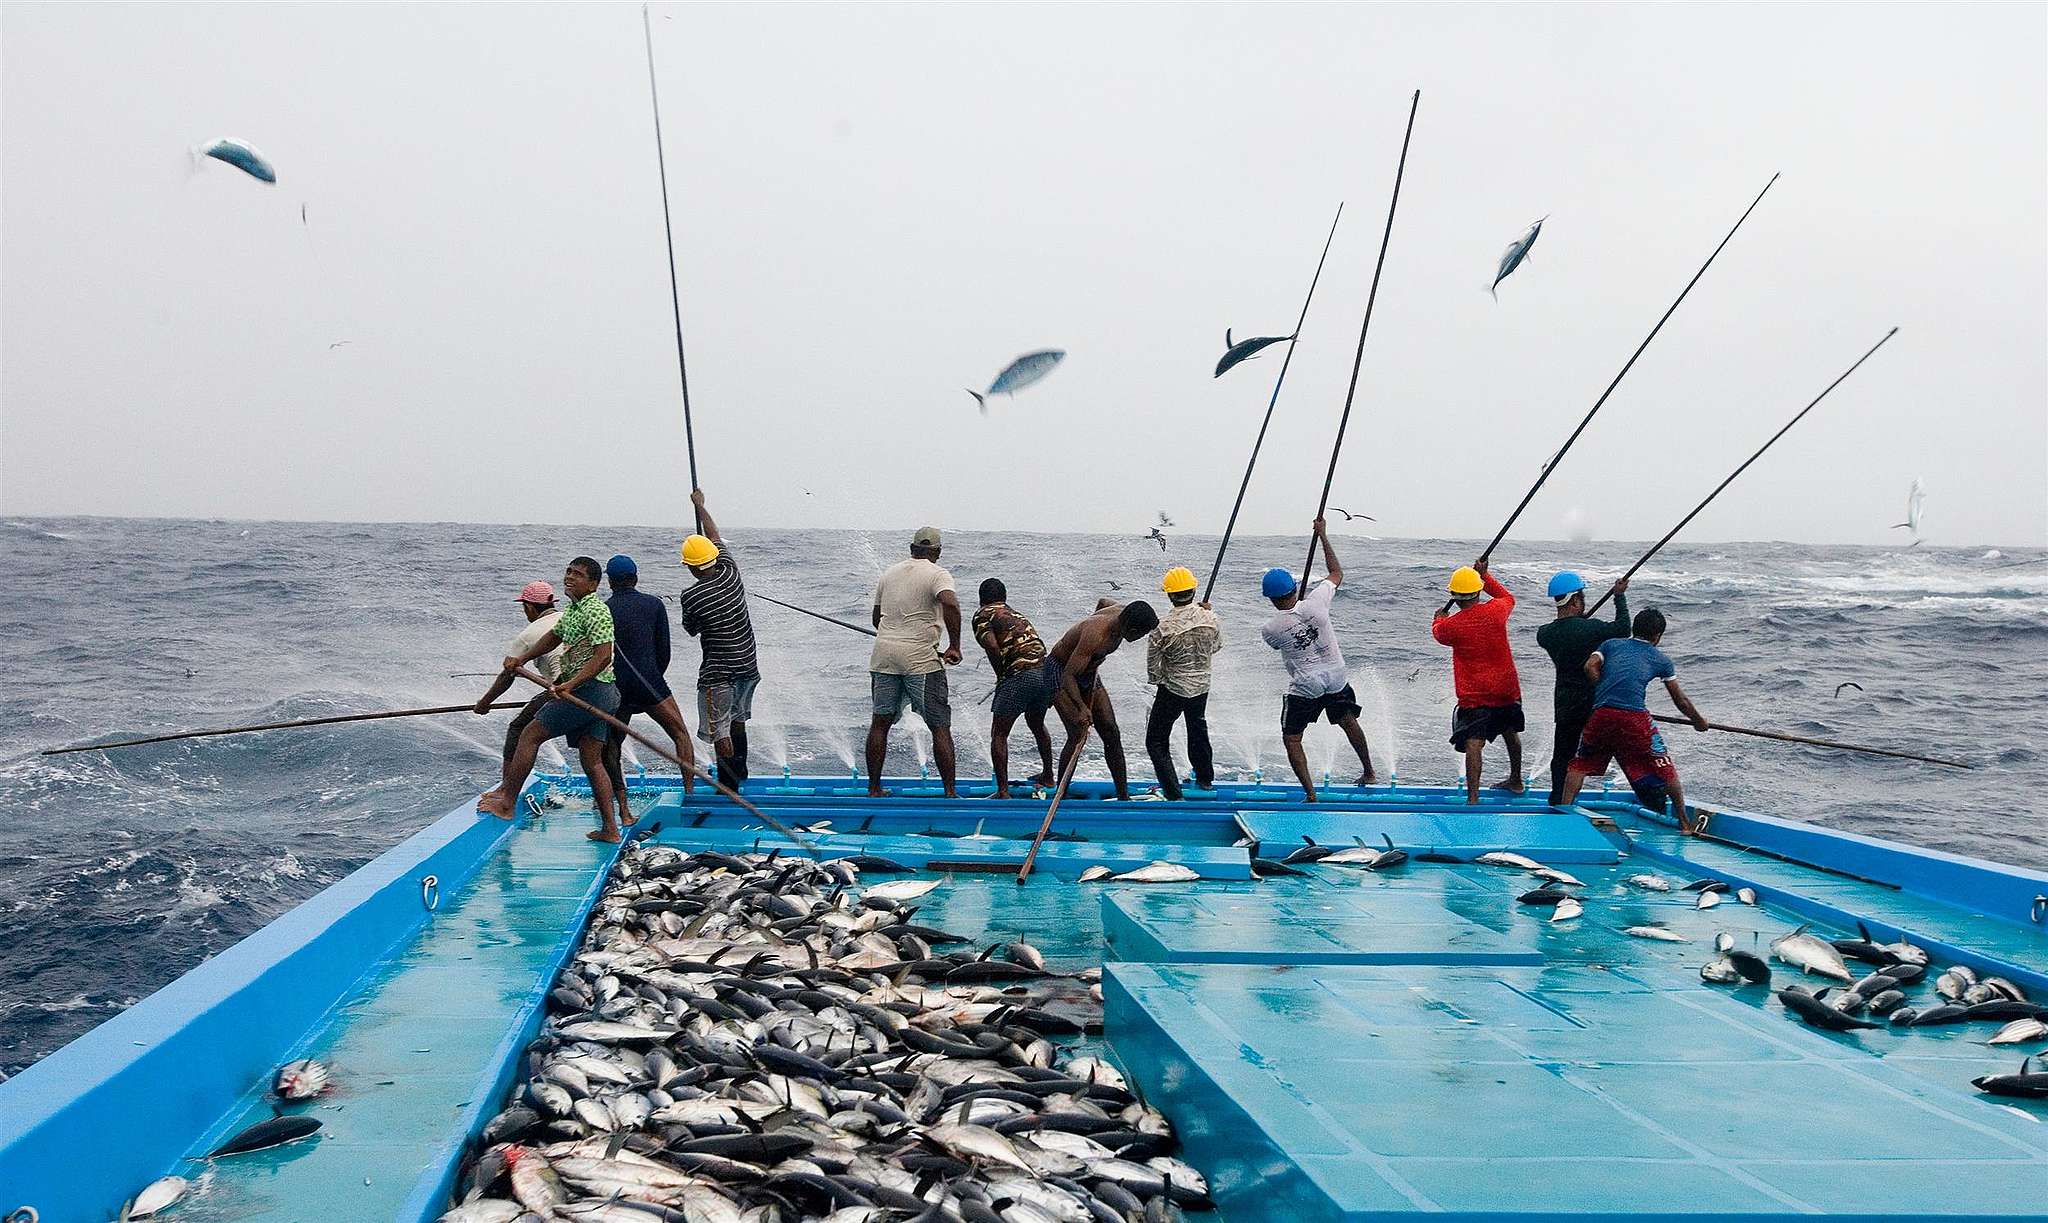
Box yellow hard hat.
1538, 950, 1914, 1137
1161, 566, 1197, 595
1447, 566, 1484, 596
681, 535, 720, 568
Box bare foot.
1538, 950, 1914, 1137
477, 791, 515, 819
479, 786, 504, 806
867, 786, 891, 798
1491, 777, 1525, 794
1355, 773, 1379, 786
993, 787, 1011, 799
621, 808, 638, 827
942, 788, 959, 799
1026, 772, 1053, 787
587, 827, 621, 844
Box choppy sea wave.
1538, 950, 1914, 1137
1, 516, 2042, 1074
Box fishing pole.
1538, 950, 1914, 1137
1476, 172, 1780, 565
1303, 91, 1419, 585
43, 702, 527, 756
508, 665, 815, 849
751, 592, 877, 637
641, 5, 702, 533
1200, 202, 1344, 602
1588, 327, 1899, 616
1016, 728, 1089, 884
1648, 713, 1971, 770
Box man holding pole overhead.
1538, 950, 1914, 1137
676, 489, 760, 791
1259, 519, 1377, 802
1534, 572, 1629, 805
1432, 560, 1524, 804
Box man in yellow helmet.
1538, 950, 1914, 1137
1431, 558, 1524, 804
675, 489, 759, 790
1145, 566, 1221, 799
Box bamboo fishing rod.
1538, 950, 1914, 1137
1588, 327, 1900, 616
43, 702, 528, 756
1476, 172, 1780, 565
751, 592, 877, 637
507, 665, 815, 849
1016, 726, 1090, 884
1648, 713, 1971, 770
1201, 202, 1345, 602
641, 5, 703, 533
1303, 91, 1419, 585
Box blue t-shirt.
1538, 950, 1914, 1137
1592, 637, 1675, 712
606, 587, 672, 705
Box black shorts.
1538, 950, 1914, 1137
1282, 685, 1361, 738
992, 659, 1057, 718
1451, 702, 1525, 749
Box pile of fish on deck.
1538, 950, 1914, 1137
443, 840, 1211, 1222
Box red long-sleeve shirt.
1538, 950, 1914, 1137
1431, 572, 1521, 705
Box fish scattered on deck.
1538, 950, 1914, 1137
1988, 1018, 2048, 1045
1475, 852, 1544, 871
1624, 873, 1674, 892
1972, 1057, 2048, 1099
124, 1176, 189, 1219
1077, 865, 1114, 882
1623, 925, 1688, 942
1696, 890, 1723, 910
273, 1057, 330, 1100
1113, 861, 1200, 883
207, 1114, 322, 1157
1771, 925, 1856, 983
967, 349, 1065, 413
1551, 897, 1583, 923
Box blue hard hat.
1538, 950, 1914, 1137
1261, 567, 1298, 599
1547, 571, 1585, 600
605, 554, 638, 579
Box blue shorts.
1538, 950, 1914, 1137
536, 680, 620, 746
871, 669, 951, 730
992, 658, 1057, 719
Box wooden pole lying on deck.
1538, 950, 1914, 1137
1016, 727, 1090, 884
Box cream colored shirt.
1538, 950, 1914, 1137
507, 610, 565, 684
869, 558, 955, 675
1147, 603, 1222, 698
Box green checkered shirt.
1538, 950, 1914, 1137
553, 593, 616, 684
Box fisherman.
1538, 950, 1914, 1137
675, 489, 760, 791
1554, 608, 1709, 832
1145, 566, 1220, 800
971, 578, 1055, 797
1260, 520, 1376, 802
1044, 599, 1159, 800
599, 554, 696, 822
866, 526, 962, 797
1534, 572, 1630, 805
1432, 560, 1524, 804
479, 557, 623, 842
473, 580, 562, 811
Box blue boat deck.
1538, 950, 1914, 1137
5, 777, 2045, 1223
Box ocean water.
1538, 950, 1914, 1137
1, 515, 2043, 1074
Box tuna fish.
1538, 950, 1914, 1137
1475, 852, 1545, 870
968, 349, 1066, 413
1624, 874, 1674, 892
272, 1057, 330, 1100
1987, 1018, 2048, 1046
1112, 861, 1199, 883
1623, 925, 1689, 942
125, 1176, 189, 1219
1770, 925, 1855, 983
1972, 1057, 2048, 1099
1551, 897, 1584, 923
207, 1114, 322, 1156
1214, 329, 1294, 378
1489, 216, 1545, 299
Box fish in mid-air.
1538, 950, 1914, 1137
195, 137, 276, 184
1893, 476, 1925, 543
967, 349, 1065, 413
1490, 216, 1545, 299
1214, 328, 1293, 377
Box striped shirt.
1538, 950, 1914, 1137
553, 593, 615, 684
676, 553, 758, 687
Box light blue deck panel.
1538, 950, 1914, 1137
642, 824, 1253, 879
1103, 880, 1544, 966
1238, 807, 1622, 864
1108, 959, 2048, 1223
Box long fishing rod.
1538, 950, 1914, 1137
43, 702, 527, 756
508, 665, 815, 849
1589, 327, 1900, 616
1648, 713, 1971, 770
1476, 172, 1780, 565
1200, 202, 1344, 602
1303, 91, 1419, 584
1016, 727, 1089, 884
752, 592, 877, 637
641, 5, 702, 533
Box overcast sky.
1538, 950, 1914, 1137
3, 3, 2042, 546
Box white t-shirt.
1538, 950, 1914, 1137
1260, 582, 1347, 697
508, 610, 565, 684
870, 558, 955, 675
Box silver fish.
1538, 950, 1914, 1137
1623, 925, 1689, 942
1551, 897, 1583, 923
967, 349, 1065, 413
1214, 329, 1293, 378
1989, 1019, 2048, 1045
1112, 861, 1200, 883
1770, 925, 1855, 983
273, 1057, 330, 1100
1696, 890, 1723, 910
863, 879, 941, 904
1475, 852, 1545, 870
1624, 874, 1674, 892
1701, 957, 1742, 984
1533, 868, 1584, 887
1320, 846, 1384, 866
1736, 887, 1758, 905
197, 136, 276, 184
126, 1175, 189, 1220
1489, 216, 1545, 299
1077, 866, 1114, 882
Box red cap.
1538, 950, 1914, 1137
517, 580, 556, 606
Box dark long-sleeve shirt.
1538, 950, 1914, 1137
1534, 591, 1630, 713
606, 586, 672, 705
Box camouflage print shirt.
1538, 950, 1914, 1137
552, 593, 616, 684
